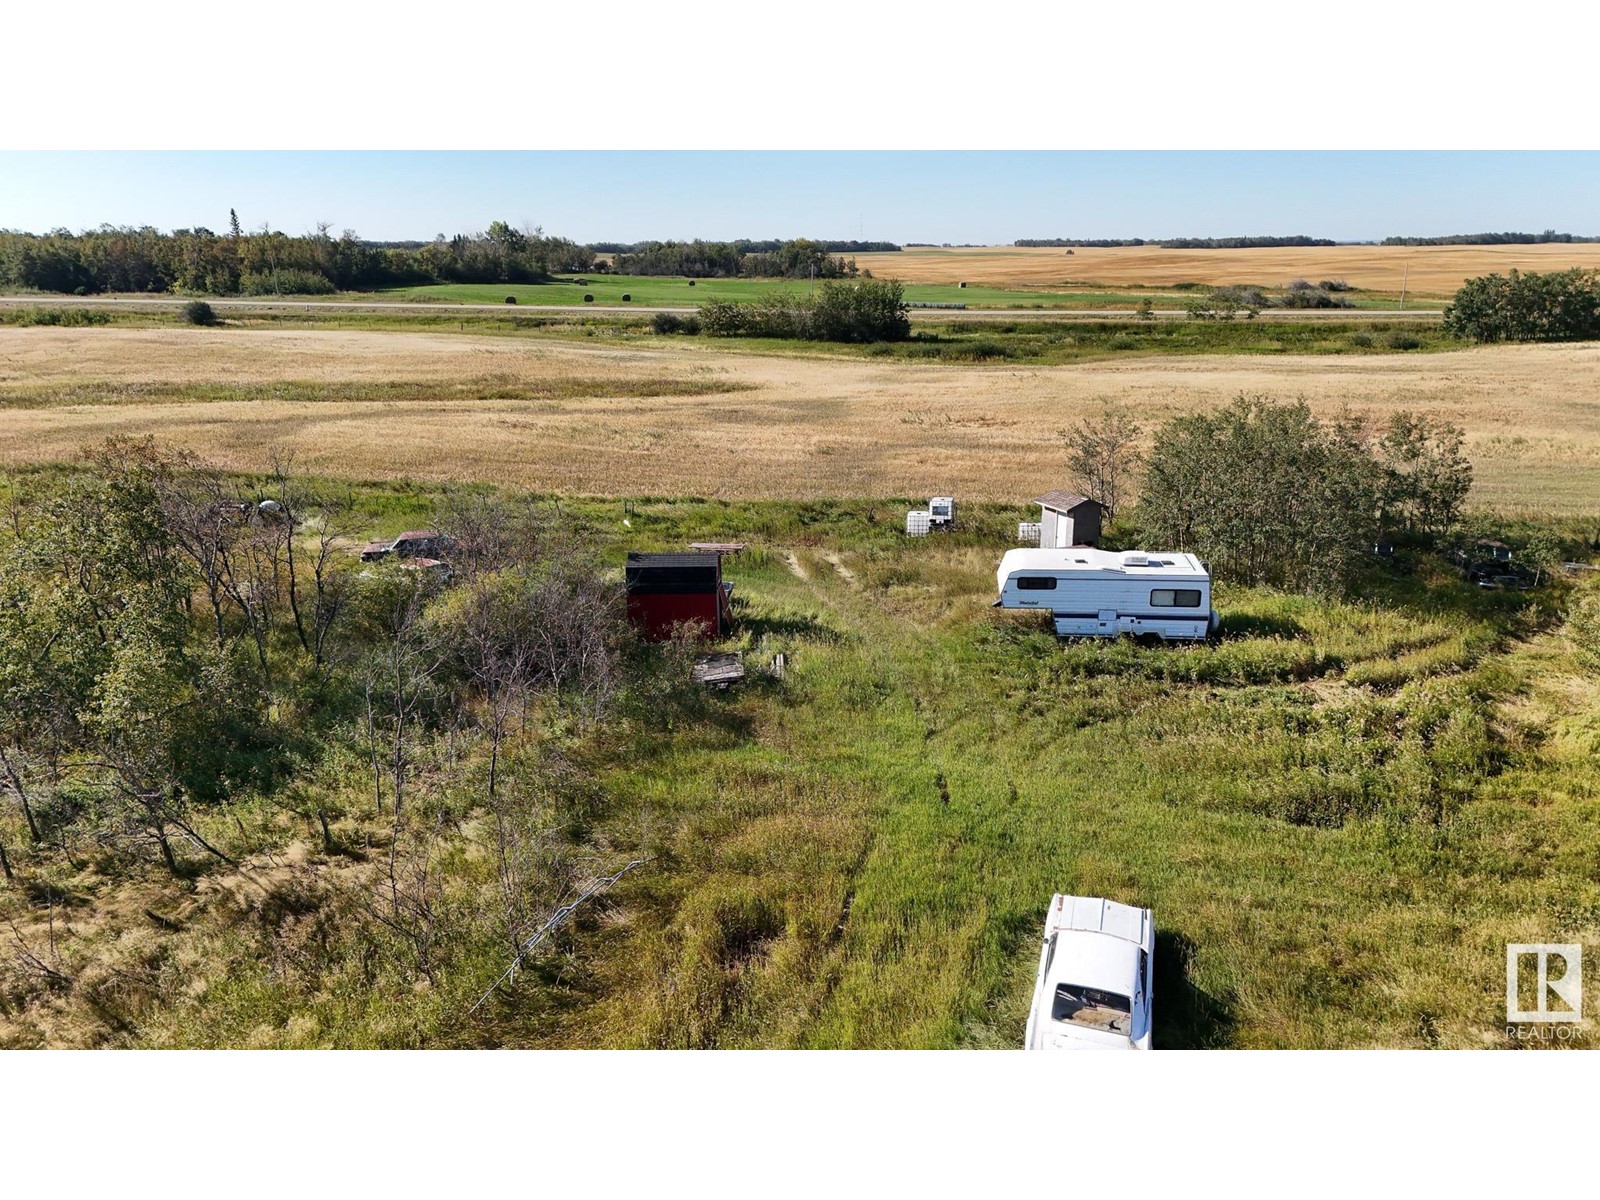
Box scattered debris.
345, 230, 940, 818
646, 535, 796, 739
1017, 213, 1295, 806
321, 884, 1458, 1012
691, 652, 745, 689
360, 530, 454, 563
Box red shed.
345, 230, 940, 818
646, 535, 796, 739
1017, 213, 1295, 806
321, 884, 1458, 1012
625, 551, 733, 640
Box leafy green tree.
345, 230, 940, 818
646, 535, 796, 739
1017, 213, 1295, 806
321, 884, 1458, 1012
1377, 412, 1473, 535
1136, 396, 1383, 594
699, 280, 908, 343
1522, 530, 1565, 586
1061, 404, 1141, 520
1443, 268, 1600, 342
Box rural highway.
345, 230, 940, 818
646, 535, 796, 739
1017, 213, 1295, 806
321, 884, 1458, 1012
0, 294, 1444, 321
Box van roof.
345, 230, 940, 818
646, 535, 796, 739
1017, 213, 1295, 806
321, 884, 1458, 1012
1047, 894, 1151, 944
999, 548, 1207, 577
1043, 896, 1150, 996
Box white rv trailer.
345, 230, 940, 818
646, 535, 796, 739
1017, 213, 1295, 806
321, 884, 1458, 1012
994, 547, 1218, 641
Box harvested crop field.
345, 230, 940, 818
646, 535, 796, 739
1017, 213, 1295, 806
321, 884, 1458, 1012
3, 326, 1599, 512
854, 244, 1600, 296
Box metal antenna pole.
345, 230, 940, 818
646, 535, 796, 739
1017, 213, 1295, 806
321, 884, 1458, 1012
469, 858, 648, 1015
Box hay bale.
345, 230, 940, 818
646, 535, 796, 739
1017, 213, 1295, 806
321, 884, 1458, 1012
504, 295, 517, 304
958, 281, 967, 288
688, 279, 696, 287
621, 294, 631, 302
583, 294, 594, 303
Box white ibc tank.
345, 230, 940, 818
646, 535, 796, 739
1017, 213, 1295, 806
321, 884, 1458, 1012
906, 510, 931, 536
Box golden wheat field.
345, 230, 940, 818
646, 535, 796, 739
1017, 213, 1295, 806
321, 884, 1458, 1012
853, 243, 1600, 296
3, 326, 1599, 513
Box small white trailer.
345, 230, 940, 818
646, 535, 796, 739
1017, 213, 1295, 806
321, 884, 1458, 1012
994, 547, 1217, 641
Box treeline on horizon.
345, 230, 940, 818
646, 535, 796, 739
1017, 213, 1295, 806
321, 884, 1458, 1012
590, 238, 898, 255
1015, 236, 1338, 249
1018, 231, 1600, 249
0, 222, 890, 295
599, 238, 866, 280
1381, 230, 1600, 246
0, 219, 593, 296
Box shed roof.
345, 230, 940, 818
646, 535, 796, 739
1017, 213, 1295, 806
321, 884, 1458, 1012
626, 551, 721, 569
1034, 491, 1101, 513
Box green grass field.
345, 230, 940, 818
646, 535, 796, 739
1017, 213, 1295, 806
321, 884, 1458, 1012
378, 276, 1443, 312
382, 275, 1154, 309
4, 486, 1596, 1049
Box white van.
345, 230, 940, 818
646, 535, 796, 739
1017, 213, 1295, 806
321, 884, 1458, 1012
994, 547, 1218, 641
1024, 895, 1154, 1051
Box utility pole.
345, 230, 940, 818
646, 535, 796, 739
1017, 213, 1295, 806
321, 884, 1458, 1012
1399, 263, 1408, 311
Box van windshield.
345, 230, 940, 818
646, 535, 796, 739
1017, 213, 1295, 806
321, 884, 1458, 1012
1051, 983, 1132, 1033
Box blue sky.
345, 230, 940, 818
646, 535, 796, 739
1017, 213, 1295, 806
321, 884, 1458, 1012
2, 151, 1597, 244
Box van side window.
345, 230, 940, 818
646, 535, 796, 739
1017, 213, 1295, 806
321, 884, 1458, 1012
1150, 588, 1202, 607
1017, 577, 1057, 591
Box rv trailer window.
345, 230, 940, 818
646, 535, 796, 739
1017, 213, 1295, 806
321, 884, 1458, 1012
1150, 588, 1202, 608
1016, 576, 1057, 591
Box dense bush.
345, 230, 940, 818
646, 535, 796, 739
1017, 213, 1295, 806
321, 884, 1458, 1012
698, 280, 909, 343
0, 439, 636, 884
181, 299, 219, 326
0, 306, 110, 327
1277, 280, 1353, 309
239, 269, 336, 295
651, 312, 701, 335
1135, 397, 1471, 593
1186, 287, 1263, 320
1442, 268, 1600, 342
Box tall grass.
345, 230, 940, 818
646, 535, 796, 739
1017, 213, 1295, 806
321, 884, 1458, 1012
2, 496, 1595, 1050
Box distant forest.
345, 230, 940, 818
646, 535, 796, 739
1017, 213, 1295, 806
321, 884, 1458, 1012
1016, 231, 1600, 249
0, 218, 593, 295
1015, 236, 1337, 249
590, 239, 898, 255
0, 222, 894, 294
600, 239, 868, 279
1381, 231, 1600, 246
